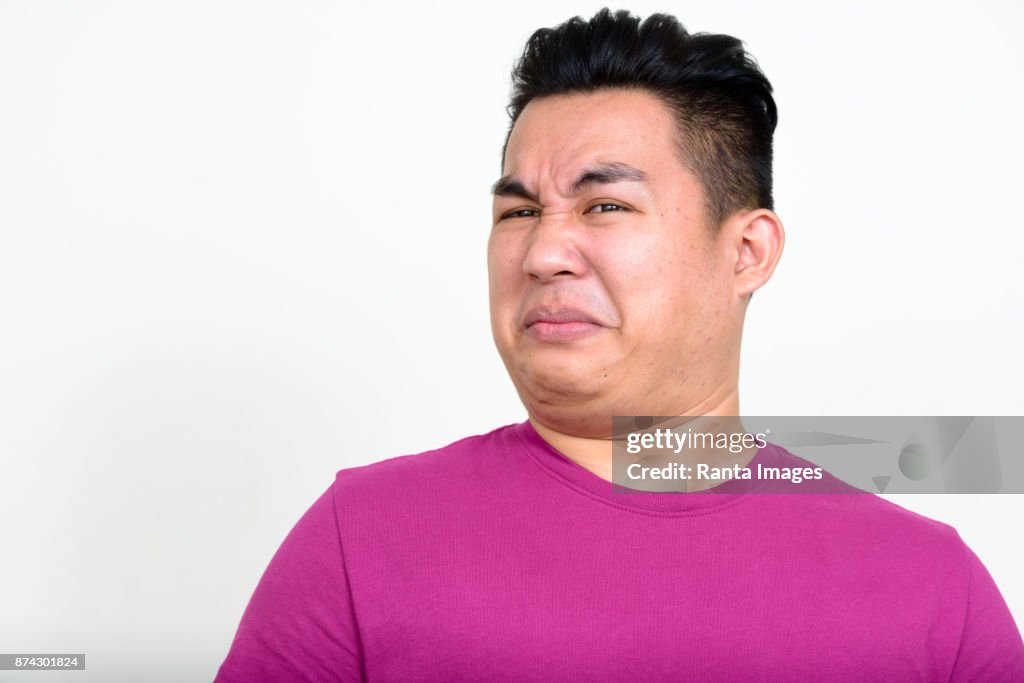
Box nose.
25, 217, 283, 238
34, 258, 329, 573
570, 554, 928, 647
522, 214, 587, 283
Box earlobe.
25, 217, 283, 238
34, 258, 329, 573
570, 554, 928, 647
731, 209, 785, 297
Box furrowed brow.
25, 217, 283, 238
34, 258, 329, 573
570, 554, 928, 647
491, 177, 539, 203
570, 163, 647, 194
491, 162, 646, 202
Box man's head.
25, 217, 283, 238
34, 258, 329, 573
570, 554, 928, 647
503, 8, 777, 231
488, 9, 784, 437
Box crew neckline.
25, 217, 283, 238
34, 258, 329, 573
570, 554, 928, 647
511, 419, 781, 515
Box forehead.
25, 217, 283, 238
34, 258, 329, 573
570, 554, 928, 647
502, 89, 682, 182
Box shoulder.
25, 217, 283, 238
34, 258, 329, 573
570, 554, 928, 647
329, 421, 528, 511
763, 442, 966, 552
334, 422, 523, 483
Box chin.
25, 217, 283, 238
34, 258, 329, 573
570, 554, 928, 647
512, 364, 619, 434
516, 358, 608, 402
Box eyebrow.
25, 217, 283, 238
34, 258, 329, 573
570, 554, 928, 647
491, 162, 647, 201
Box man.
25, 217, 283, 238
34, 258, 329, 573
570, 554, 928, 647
217, 9, 1023, 681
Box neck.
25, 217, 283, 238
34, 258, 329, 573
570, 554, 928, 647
529, 385, 741, 483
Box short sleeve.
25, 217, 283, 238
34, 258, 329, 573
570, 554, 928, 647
947, 539, 1024, 682
215, 484, 364, 682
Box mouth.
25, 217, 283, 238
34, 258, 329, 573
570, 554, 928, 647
522, 306, 604, 343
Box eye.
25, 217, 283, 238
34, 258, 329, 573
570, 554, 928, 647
587, 203, 628, 214
501, 208, 540, 220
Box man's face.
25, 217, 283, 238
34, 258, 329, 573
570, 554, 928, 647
488, 89, 744, 435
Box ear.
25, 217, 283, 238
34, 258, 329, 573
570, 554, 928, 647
724, 209, 785, 298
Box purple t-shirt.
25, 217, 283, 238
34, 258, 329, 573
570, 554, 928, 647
216, 421, 1024, 682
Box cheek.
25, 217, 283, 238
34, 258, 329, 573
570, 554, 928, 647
593, 230, 692, 303
592, 229, 715, 335
487, 233, 525, 310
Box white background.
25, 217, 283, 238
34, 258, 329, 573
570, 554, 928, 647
1, 1, 1021, 680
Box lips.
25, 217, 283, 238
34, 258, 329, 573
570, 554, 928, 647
523, 306, 599, 327
522, 306, 604, 342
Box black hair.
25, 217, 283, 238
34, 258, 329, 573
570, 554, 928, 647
505, 8, 777, 229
